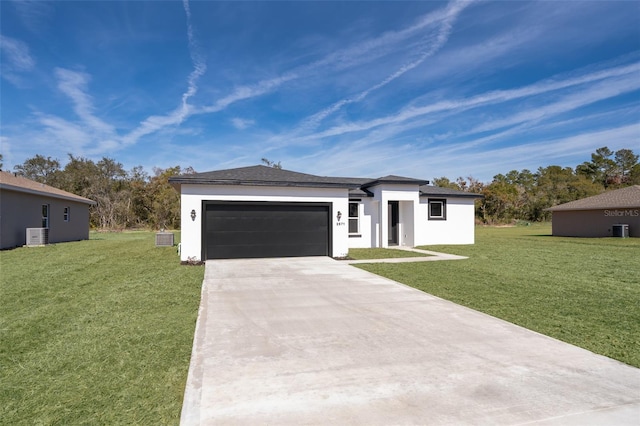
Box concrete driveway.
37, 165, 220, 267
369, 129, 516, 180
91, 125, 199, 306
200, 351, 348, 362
181, 257, 640, 425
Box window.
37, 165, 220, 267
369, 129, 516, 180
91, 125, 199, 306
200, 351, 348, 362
64, 207, 70, 222
42, 204, 50, 228
348, 202, 359, 234
428, 199, 446, 220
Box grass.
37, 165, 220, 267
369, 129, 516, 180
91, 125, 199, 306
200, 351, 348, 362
2, 226, 638, 424
0, 231, 204, 425
347, 247, 430, 260
356, 224, 640, 368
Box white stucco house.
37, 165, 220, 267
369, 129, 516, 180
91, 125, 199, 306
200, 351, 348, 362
169, 165, 482, 261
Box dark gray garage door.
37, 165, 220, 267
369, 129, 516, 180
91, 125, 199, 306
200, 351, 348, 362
204, 202, 331, 259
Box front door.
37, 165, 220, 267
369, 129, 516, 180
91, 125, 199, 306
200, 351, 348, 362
388, 201, 399, 246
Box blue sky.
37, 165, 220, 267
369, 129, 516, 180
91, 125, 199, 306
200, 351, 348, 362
1, 0, 639, 182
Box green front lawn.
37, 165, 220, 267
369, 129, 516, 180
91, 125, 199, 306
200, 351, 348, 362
2, 226, 638, 424
0, 232, 204, 425
356, 224, 640, 367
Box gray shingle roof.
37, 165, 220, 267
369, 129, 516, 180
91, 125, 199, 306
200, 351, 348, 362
546, 185, 640, 211
0, 171, 96, 204
168, 165, 363, 189
361, 175, 429, 189
169, 165, 433, 190
419, 185, 484, 199
169, 166, 485, 200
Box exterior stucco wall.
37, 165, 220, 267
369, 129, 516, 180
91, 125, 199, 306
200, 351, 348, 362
346, 199, 373, 249
415, 197, 476, 245
179, 184, 349, 261
551, 209, 640, 237
367, 184, 421, 248
0, 189, 91, 249
348, 189, 477, 248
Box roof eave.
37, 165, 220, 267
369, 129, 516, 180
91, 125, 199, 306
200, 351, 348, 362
167, 178, 360, 189
0, 183, 96, 205
546, 205, 639, 212
419, 190, 484, 199
361, 179, 429, 189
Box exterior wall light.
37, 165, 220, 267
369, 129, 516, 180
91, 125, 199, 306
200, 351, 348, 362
190, 209, 197, 221
336, 211, 342, 222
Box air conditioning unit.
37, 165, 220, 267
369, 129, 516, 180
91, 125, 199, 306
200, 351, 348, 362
26, 228, 49, 246
155, 232, 174, 247
612, 224, 629, 238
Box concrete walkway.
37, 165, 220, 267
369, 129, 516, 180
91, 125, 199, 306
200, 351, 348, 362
181, 257, 640, 425
344, 246, 468, 264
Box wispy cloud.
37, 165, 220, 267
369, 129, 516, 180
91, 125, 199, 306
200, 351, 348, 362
3, 1, 637, 179
200, 1, 473, 119
10, 0, 53, 34
26, 68, 120, 156
294, 61, 640, 143
0, 34, 35, 86
200, 73, 298, 114
54, 68, 115, 136
231, 117, 255, 130
181, 0, 206, 114
123, 0, 207, 145
419, 123, 640, 180
293, 121, 639, 182
262, 57, 640, 179
299, 0, 473, 130
36, 114, 94, 154
0, 35, 35, 71
67, 0, 475, 150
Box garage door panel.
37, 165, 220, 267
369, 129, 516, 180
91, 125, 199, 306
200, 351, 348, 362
208, 229, 327, 246
209, 242, 328, 259
213, 216, 324, 232
204, 202, 330, 259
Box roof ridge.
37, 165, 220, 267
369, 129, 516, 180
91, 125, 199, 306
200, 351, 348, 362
546, 185, 640, 211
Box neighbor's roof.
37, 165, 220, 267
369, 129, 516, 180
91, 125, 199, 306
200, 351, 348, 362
546, 185, 640, 211
419, 185, 484, 199
0, 171, 96, 205
169, 165, 433, 190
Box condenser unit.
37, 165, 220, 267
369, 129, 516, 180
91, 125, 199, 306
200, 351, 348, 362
26, 228, 49, 246
155, 232, 174, 247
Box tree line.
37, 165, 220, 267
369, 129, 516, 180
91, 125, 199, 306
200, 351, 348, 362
433, 147, 639, 223
5, 154, 193, 230
3, 147, 638, 229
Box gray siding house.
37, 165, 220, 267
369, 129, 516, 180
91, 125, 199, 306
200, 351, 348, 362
546, 185, 640, 238
0, 171, 96, 249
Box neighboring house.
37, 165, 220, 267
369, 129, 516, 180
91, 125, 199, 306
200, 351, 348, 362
0, 171, 96, 249
169, 165, 482, 261
546, 185, 640, 238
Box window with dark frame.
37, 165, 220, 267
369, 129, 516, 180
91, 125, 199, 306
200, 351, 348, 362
428, 199, 446, 220
42, 204, 50, 228
64, 207, 70, 222
348, 202, 359, 234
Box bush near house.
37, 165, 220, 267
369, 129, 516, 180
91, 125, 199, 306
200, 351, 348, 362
357, 224, 640, 368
